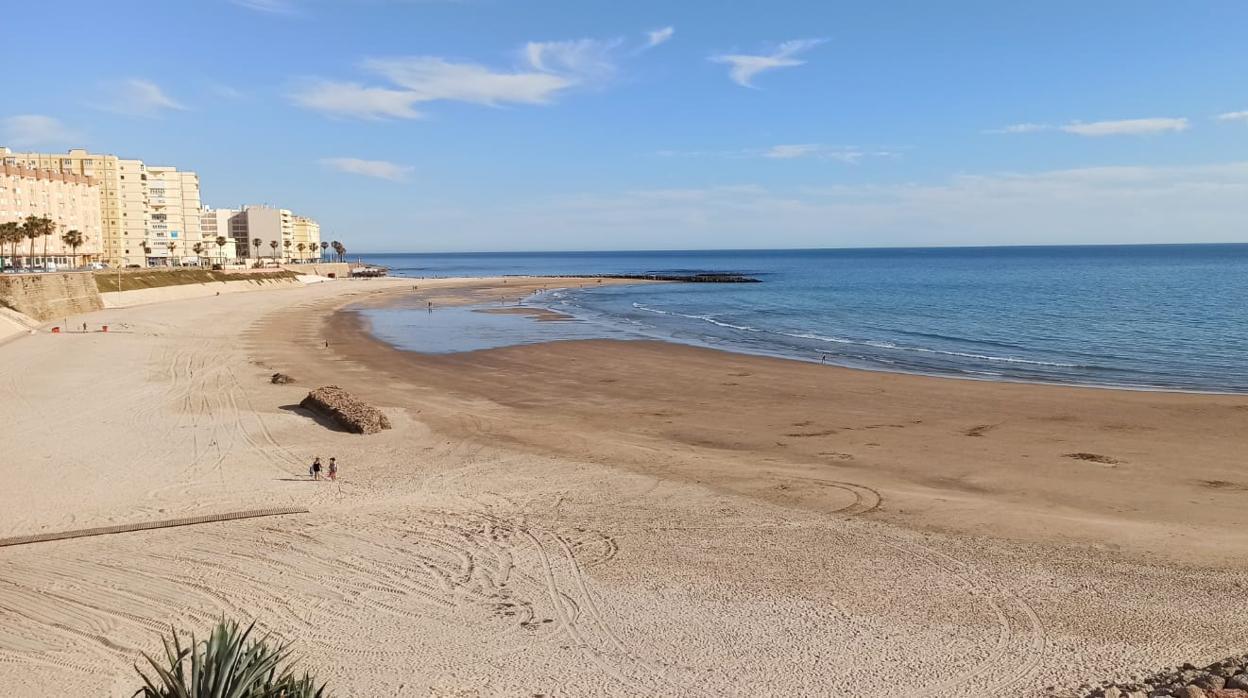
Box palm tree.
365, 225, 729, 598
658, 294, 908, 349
167, 240, 178, 267
269, 239, 279, 263
0, 221, 20, 268
330, 240, 344, 263
142, 243, 153, 267
296, 242, 306, 262
337, 243, 347, 263
251, 237, 262, 262
192, 242, 204, 267
40, 218, 57, 267
320, 241, 329, 260
283, 239, 292, 263
61, 229, 84, 267
22, 215, 43, 267
215, 236, 228, 264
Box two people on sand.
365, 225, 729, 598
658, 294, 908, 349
309, 457, 337, 481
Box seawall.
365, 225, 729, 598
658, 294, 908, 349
0, 272, 103, 321
101, 276, 304, 308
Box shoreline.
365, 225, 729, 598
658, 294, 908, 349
315, 280, 1248, 567
371, 279, 1248, 396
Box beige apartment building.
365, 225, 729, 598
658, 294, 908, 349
0, 161, 103, 267
146, 166, 202, 266
0, 148, 202, 268
0, 147, 140, 265
199, 207, 238, 263
291, 215, 321, 261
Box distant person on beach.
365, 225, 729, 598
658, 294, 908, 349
310, 457, 322, 480
327, 457, 337, 481
427, 301, 433, 312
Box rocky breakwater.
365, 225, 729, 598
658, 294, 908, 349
299, 386, 392, 434
1073, 653, 1248, 698
546, 273, 762, 283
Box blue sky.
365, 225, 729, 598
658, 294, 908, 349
3, 0, 1247, 251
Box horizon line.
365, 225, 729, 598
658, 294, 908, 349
346, 241, 1248, 256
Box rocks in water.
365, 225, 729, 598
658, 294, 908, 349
299, 385, 391, 434
1077, 655, 1248, 698
270, 372, 295, 384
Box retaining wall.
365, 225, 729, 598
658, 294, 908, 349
101, 276, 304, 308
0, 272, 103, 321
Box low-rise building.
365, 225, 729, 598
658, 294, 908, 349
199, 207, 239, 263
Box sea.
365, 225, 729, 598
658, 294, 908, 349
355, 245, 1248, 394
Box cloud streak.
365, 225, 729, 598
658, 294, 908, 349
1217, 110, 1248, 122
230, 0, 298, 14
645, 26, 675, 48
97, 79, 187, 117
710, 39, 824, 88
658, 144, 897, 163
988, 117, 1190, 136
320, 157, 412, 181
293, 36, 629, 119
1, 115, 83, 148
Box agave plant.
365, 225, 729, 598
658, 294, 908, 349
134, 618, 329, 698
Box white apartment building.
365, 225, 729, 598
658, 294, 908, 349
200, 207, 239, 263
146, 167, 201, 266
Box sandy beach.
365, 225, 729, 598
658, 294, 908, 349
2, 276, 1247, 697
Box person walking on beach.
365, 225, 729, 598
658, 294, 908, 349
310, 457, 322, 480
327, 457, 338, 481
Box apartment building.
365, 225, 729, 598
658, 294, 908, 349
0, 161, 103, 266
146, 166, 202, 266
229, 205, 293, 263
199, 207, 238, 263
0, 148, 203, 268
0, 147, 140, 266
291, 215, 321, 261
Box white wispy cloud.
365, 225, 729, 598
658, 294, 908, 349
983, 123, 1049, 134
485, 162, 1248, 250
1061, 117, 1188, 136
208, 83, 245, 100
230, 0, 298, 14
658, 144, 896, 163
709, 39, 824, 88
320, 157, 412, 181
645, 26, 675, 48
1, 115, 84, 148
291, 81, 426, 119
97, 79, 187, 117
523, 38, 622, 82
367, 58, 577, 105
988, 117, 1189, 137
294, 36, 629, 119
1216, 110, 1248, 122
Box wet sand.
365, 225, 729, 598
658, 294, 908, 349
1, 276, 1246, 697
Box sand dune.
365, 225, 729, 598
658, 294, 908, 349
1, 277, 1246, 696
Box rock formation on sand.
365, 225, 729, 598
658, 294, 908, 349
1071, 654, 1248, 697
270, 372, 295, 384
299, 385, 391, 434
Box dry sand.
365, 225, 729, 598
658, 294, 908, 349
1, 276, 1246, 697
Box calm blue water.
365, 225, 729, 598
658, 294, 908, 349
357, 246, 1248, 393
